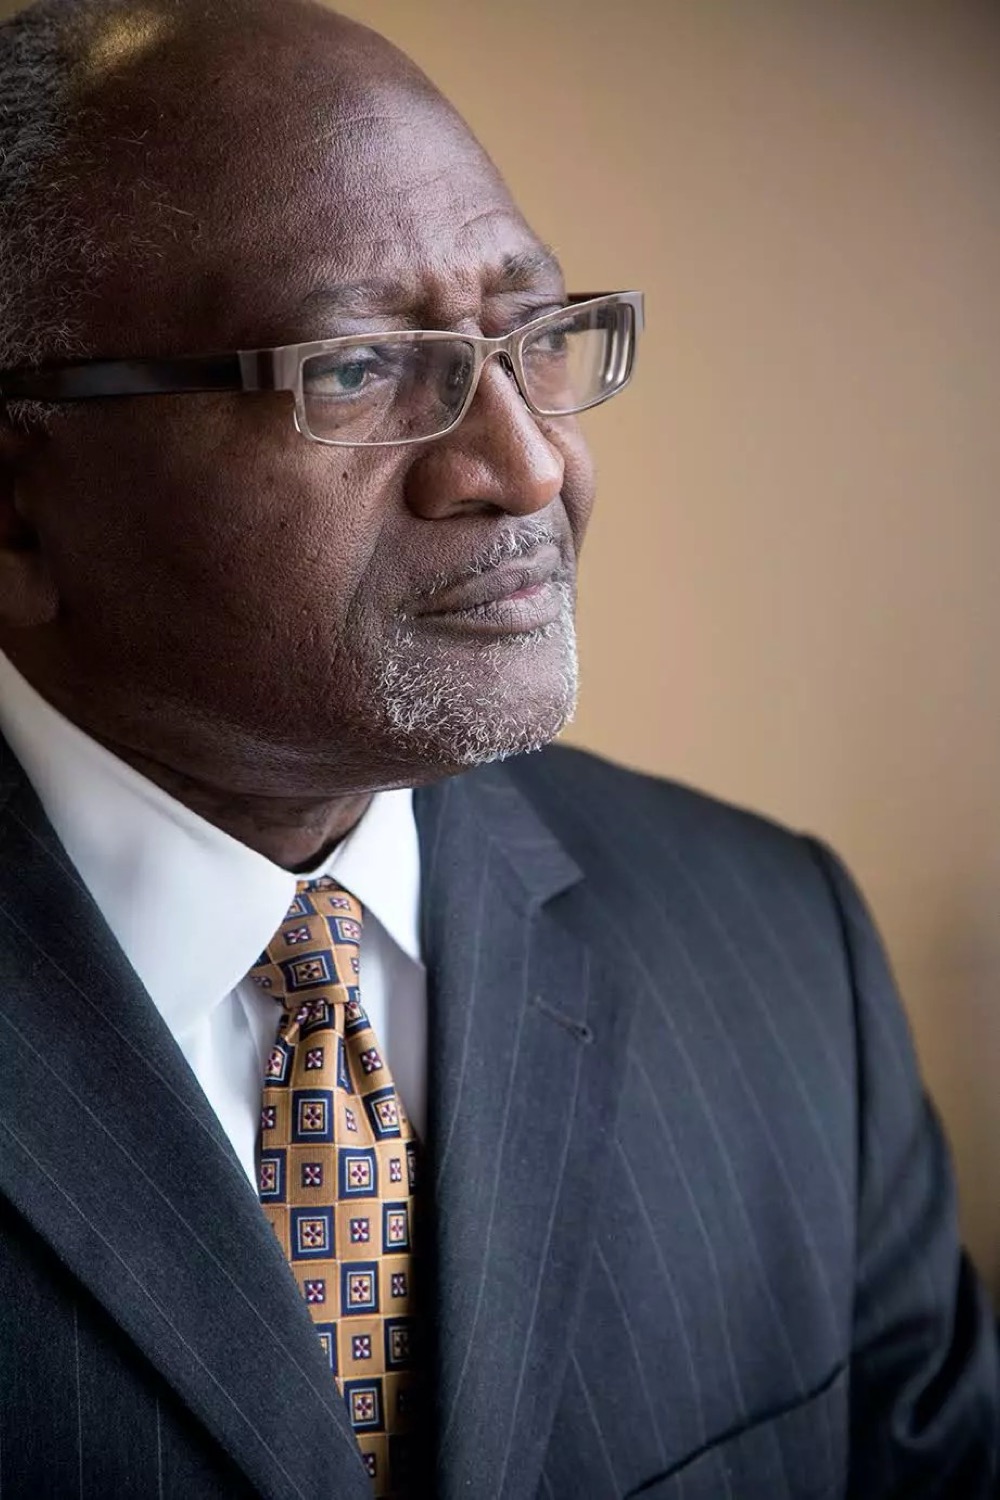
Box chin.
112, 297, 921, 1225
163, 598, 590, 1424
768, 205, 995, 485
371, 615, 580, 773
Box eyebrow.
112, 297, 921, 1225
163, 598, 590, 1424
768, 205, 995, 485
295, 279, 412, 319
295, 246, 565, 322
488, 245, 565, 294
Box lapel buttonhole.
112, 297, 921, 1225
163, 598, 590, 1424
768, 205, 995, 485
530, 992, 594, 1044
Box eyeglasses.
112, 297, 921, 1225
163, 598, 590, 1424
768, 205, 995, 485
0, 291, 643, 448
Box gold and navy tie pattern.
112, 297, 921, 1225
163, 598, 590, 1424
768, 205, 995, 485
252, 877, 421, 1498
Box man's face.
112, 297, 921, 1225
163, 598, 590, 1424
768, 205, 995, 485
6, 9, 596, 796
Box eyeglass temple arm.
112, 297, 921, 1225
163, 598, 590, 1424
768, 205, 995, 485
0, 353, 252, 402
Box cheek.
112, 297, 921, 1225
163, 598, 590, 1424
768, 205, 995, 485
548, 420, 597, 553
37, 404, 402, 642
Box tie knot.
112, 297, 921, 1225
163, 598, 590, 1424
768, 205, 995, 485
294, 874, 362, 918
249, 877, 363, 1008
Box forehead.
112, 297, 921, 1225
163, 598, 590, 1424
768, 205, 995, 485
277, 102, 551, 319
78, 48, 558, 350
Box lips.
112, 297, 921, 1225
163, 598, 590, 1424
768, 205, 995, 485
417, 546, 563, 618
410, 545, 568, 638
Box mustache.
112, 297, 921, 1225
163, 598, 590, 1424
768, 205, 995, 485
418, 520, 565, 600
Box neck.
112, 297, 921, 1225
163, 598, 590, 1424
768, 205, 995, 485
100, 741, 374, 871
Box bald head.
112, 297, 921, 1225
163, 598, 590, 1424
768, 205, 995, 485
0, 0, 491, 375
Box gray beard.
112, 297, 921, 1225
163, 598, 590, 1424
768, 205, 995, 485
371, 578, 579, 769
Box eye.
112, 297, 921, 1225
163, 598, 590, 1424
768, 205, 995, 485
536, 324, 570, 354
305, 347, 391, 398
329, 358, 372, 392
525, 319, 574, 359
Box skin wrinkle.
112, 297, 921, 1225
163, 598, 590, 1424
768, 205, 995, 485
0, 0, 597, 871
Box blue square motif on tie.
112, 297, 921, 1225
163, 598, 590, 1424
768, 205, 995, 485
292, 1090, 334, 1143
338, 1146, 378, 1198
343, 1378, 384, 1433
290, 1206, 335, 1260
382, 1202, 410, 1253
342, 988, 368, 1035
298, 998, 332, 1037
264, 1038, 293, 1087
341, 1261, 380, 1314
282, 924, 312, 946
332, 915, 362, 945
280, 950, 335, 992
358, 1045, 382, 1076
384, 1317, 416, 1368
258, 1149, 286, 1202
363, 1085, 401, 1139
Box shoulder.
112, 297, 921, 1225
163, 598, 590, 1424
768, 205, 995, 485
450, 745, 871, 998
500, 741, 776, 831
490, 743, 865, 964
501, 743, 828, 879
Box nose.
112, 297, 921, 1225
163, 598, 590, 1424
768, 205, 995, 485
403, 358, 565, 521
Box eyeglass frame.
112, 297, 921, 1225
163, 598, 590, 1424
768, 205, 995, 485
0, 290, 644, 448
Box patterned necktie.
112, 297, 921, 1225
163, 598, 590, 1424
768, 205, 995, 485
251, 877, 422, 1498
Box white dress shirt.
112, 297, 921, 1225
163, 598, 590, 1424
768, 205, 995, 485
0, 650, 426, 1187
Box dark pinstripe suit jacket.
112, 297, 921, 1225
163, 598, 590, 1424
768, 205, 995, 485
0, 734, 996, 1499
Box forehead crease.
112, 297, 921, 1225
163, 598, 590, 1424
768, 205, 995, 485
292, 213, 558, 311
299, 277, 412, 312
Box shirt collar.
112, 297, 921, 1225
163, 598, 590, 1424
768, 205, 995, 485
0, 650, 421, 1042
318, 784, 422, 968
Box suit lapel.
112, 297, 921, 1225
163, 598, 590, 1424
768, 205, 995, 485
0, 747, 373, 1500
0, 731, 635, 1500
415, 766, 640, 1500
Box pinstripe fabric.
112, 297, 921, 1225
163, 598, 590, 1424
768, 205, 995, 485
0, 1220, 258, 1498
0, 735, 996, 1498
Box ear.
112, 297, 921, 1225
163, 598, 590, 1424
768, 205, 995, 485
0, 415, 60, 629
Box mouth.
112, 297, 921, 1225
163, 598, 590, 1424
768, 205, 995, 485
414, 546, 568, 636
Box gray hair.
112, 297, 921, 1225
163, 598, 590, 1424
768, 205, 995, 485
0, 1, 104, 426
0, 0, 230, 430
0, 0, 382, 433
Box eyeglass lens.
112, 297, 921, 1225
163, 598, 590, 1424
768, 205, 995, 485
299, 298, 635, 444
519, 298, 634, 417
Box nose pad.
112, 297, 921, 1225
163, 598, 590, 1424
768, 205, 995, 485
496, 351, 520, 389
481, 351, 527, 412
467, 349, 528, 423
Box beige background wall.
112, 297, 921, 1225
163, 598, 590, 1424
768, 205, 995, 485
2, 0, 999, 1290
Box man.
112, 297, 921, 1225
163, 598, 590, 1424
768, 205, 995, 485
0, 0, 995, 1495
